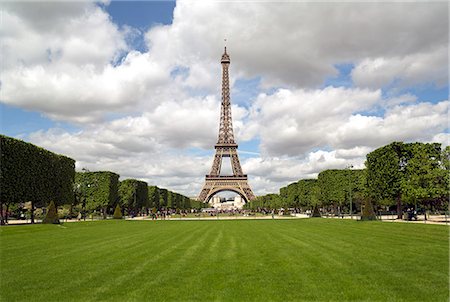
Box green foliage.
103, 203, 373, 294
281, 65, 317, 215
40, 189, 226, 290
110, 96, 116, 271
297, 179, 320, 208
317, 169, 365, 212
113, 204, 122, 219
118, 179, 148, 212
75, 171, 119, 213
167, 191, 174, 208
42, 200, 60, 224
401, 143, 448, 208
285, 182, 299, 207
149, 186, 193, 210
148, 186, 160, 209
245, 193, 282, 210
366, 142, 448, 214
189, 199, 205, 210
442, 146, 450, 171
247, 141, 447, 217
360, 199, 377, 221
366, 142, 405, 205
159, 188, 168, 208
318, 170, 348, 207
0, 135, 75, 208
279, 186, 288, 200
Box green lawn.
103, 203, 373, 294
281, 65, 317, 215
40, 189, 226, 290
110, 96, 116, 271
0, 219, 448, 301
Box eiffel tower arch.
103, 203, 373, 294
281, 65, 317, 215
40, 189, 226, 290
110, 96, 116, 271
198, 47, 256, 204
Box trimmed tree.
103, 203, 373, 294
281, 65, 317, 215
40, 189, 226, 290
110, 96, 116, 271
318, 170, 347, 213
42, 201, 60, 224
159, 188, 168, 208
113, 204, 122, 219
366, 142, 447, 219
118, 179, 148, 215
297, 179, 319, 211
0, 135, 75, 224
148, 186, 160, 210
318, 169, 365, 215
401, 143, 448, 217
360, 198, 377, 221
74, 171, 119, 218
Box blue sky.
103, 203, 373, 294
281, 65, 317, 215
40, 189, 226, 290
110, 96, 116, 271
0, 1, 262, 155
1, 1, 448, 196
1, 1, 177, 138
105, 1, 175, 28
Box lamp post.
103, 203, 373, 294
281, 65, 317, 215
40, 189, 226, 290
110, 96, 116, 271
347, 164, 353, 220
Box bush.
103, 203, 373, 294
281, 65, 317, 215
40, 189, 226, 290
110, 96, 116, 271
113, 204, 122, 219
42, 201, 60, 224
361, 199, 377, 221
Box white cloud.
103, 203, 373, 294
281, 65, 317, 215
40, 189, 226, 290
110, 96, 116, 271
430, 133, 450, 148
2, 1, 446, 122
146, 1, 447, 89
28, 127, 212, 195
107, 96, 222, 149
243, 149, 367, 195
243, 86, 448, 158
2, 1, 448, 197
28, 125, 367, 196
351, 46, 448, 90
2, 51, 171, 123
1, 2, 125, 70
246, 86, 382, 156
332, 101, 449, 148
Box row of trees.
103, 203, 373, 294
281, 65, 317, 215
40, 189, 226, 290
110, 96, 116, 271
148, 186, 202, 211
74, 172, 202, 218
0, 135, 199, 224
1, 135, 75, 224
245, 170, 365, 213
245, 142, 449, 219
366, 142, 448, 218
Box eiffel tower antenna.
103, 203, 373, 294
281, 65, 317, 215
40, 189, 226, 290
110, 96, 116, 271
198, 47, 256, 204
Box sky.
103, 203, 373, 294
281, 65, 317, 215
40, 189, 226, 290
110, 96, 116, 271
1, 0, 448, 198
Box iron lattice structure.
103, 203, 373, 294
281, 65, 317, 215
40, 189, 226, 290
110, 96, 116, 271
198, 48, 256, 203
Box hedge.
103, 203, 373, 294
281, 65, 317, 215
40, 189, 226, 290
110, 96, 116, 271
0, 135, 75, 223
119, 179, 149, 213
75, 171, 119, 214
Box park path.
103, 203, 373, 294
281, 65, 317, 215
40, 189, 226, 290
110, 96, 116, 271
3, 214, 449, 225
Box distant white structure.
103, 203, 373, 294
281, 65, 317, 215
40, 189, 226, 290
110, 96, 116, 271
210, 195, 245, 210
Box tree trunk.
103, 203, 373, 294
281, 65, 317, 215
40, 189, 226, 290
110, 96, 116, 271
396, 193, 402, 219
5, 203, 10, 224
30, 201, 35, 224
0, 200, 5, 225
69, 203, 74, 219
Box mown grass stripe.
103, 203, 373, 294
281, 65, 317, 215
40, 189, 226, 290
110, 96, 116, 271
0, 219, 447, 301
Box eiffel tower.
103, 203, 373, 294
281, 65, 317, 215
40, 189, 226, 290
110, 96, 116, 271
198, 47, 256, 203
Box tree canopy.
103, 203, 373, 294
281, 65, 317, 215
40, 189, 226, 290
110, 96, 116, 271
119, 179, 149, 213
1, 135, 75, 223
75, 171, 119, 213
